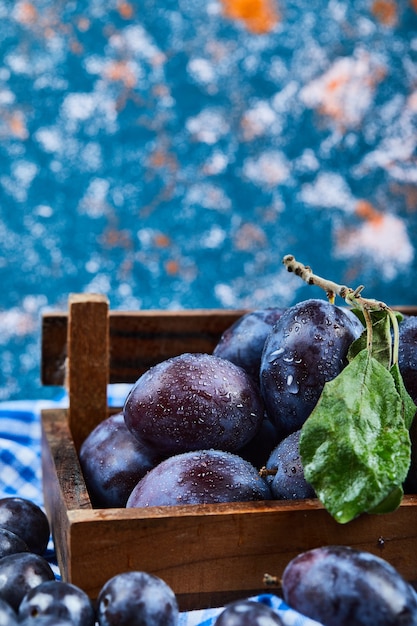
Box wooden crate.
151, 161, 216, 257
41, 294, 417, 610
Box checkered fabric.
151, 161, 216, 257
0, 387, 322, 626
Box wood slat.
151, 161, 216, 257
42, 409, 417, 608
66, 294, 109, 448
42, 309, 247, 387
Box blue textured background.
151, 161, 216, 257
1, 0, 417, 401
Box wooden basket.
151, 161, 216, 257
41, 294, 417, 610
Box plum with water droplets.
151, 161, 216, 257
126, 449, 272, 507
260, 299, 363, 440
237, 418, 280, 469
263, 430, 315, 500
398, 315, 417, 405
213, 308, 286, 383
79, 412, 160, 508
124, 353, 265, 456
398, 315, 417, 492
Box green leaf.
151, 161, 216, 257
390, 363, 417, 430
367, 486, 403, 515
300, 349, 411, 524
347, 310, 392, 368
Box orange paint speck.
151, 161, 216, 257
70, 39, 83, 55
118, 2, 134, 19
154, 233, 171, 248
411, 0, 417, 12
355, 200, 384, 226
371, 0, 397, 26
104, 61, 137, 88
150, 150, 169, 168
9, 112, 28, 140
234, 223, 267, 251
102, 228, 132, 249
220, 0, 280, 34
148, 148, 178, 173
77, 17, 91, 32
165, 259, 179, 275
14, 2, 37, 24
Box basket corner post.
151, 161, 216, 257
67, 293, 110, 449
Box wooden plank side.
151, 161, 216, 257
63, 497, 417, 609
108, 310, 247, 382
42, 410, 417, 609
41, 409, 92, 512
41, 408, 93, 582
41, 309, 247, 387
41, 313, 67, 387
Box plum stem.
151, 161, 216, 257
282, 254, 400, 367
259, 466, 277, 477
263, 573, 280, 587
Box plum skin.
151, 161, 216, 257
18, 580, 95, 626
213, 308, 286, 382
0, 552, 55, 611
96, 571, 179, 626
214, 599, 284, 626
79, 412, 159, 508
0, 497, 50, 556
124, 352, 265, 456
126, 449, 272, 507
264, 430, 315, 500
282, 545, 417, 626
260, 299, 363, 440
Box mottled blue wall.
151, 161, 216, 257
1, 0, 417, 400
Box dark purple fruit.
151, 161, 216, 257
0, 497, 50, 555
282, 545, 417, 626
214, 599, 284, 626
0, 552, 55, 611
0, 597, 18, 626
264, 430, 315, 500
18, 581, 95, 626
260, 299, 363, 440
398, 315, 417, 405
79, 412, 160, 508
124, 352, 265, 456
126, 449, 272, 507
213, 308, 286, 382
0, 528, 29, 558
397, 316, 417, 493
96, 571, 178, 626
237, 418, 280, 469
19, 617, 74, 626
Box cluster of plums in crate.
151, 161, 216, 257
79, 298, 417, 509
1, 496, 417, 625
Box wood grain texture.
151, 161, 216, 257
42, 309, 247, 387
67, 294, 109, 449
42, 409, 417, 609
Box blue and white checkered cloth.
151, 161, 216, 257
0, 387, 322, 626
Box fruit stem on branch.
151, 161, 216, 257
259, 466, 277, 478
282, 254, 351, 304
282, 254, 400, 366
